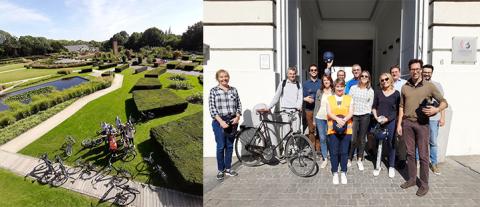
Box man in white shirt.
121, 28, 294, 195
391, 65, 407, 92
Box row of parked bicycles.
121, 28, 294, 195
26, 116, 168, 206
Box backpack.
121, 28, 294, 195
281, 79, 300, 95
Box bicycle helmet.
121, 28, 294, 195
323, 51, 334, 63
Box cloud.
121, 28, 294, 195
0, 0, 51, 23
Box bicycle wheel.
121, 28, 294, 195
285, 134, 316, 177
234, 127, 264, 167
115, 191, 136, 206
51, 171, 69, 187
121, 149, 136, 162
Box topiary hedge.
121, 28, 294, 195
132, 89, 188, 114
134, 66, 148, 74
197, 75, 203, 85
101, 71, 115, 77
144, 67, 166, 78
79, 68, 93, 73
98, 62, 118, 70
114, 64, 129, 73
149, 111, 202, 193
132, 78, 162, 90
57, 69, 72, 75
166, 61, 180, 69
30, 61, 93, 69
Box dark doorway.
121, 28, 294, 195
318, 40, 373, 75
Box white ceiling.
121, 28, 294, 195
316, 0, 379, 21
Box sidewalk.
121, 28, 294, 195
0, 150, 202, 207
0, 74, 123, 153
204, 156, 480, 207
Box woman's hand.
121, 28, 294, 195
232, 116, 240, 125
336, 117, 346, 126
220, 120, 229, 129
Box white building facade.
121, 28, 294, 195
203, 0, 480, 159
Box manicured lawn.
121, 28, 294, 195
0, 63, 25, 72
20, 68, 203, 194
0, 168, 109, 207
0, 64, 93, 84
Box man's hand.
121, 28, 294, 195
422, 106, 439, 116
397, 125, 402, 136
327, 61, 333, 69
304, 96, 314, 104
439, 117, 445, 127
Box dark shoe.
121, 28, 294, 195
216, 171, 225, 180
225, 169, 238, 177
416, 187, 429, 197
400, 181, 416, 189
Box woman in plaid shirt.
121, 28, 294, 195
209, 69, 242, 180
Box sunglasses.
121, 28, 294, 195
360, 75, 369, 78
310, 69, 318, 72
380, 78, 389, 83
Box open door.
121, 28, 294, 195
400, 0, 426, 77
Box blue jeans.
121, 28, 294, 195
415, 120, 439, 165
328, 134, 352, 173
429, 120, 439, 165
212, 119, 235, 172
315, 118, 328, 160
380, 120, 396, 168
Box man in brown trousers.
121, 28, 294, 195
397, 59, 448, 197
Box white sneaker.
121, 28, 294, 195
320, 159, 328, 169
373, 168, 381, 177
388, 167, 395, 178
340, 172, 347, 184
347, 159, 352, 167
332, 173, 339, 185
357, 161, 364, 171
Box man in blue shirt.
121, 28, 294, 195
345, 64, 362, 94
303, 64, 321, 152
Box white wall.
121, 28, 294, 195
429, 1, 480, 155
203, 0, 277, 157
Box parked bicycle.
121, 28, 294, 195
69, 160, 98, 182
27, 153, 56, 184
235, 109, 317, 177
60, 136, 76, 157
50, 155, 73, 186
143, 152, 168, 182
100, 177, 140, 206
81, 136, 104, 148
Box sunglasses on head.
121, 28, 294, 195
380, 78, 389, 83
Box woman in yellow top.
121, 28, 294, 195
326, 78, 354, 185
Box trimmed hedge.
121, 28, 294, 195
0, 77, 112, 128
101, 71, 115, 77
132, 89, 188, 113
30, 61, 93, 69
57, 69, 72, 75
98, 63, 117, 70
4, 86, 56, 103
79, 68, 93, 73
149, 111, 202, 191
168, 74, 186, 81
114, 64, 129, 73
144, 67, 166, 78
183, 63, 196, 71
198, 75, 203, 85
194, 65, 203, 73
186, 92, 202, 104
167, 81, 192, 90
134, 66, 148, 74
166, 61, 180, 69
132, 78, 162, 90
181, 55, 190, 61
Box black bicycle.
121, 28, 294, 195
69, 160, 98, 182
235, 109, 316, 177
51, 155, 72, 186
143, 152, 168, 182
81, 136, 104, 148
27, 153, 56, 184
101, 178, 140, 206
61, 136, 76, 157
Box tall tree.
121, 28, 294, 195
180, 21, 202, 52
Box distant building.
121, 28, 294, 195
64, 44, 99, 53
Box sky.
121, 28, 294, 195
0, 0, 202, 41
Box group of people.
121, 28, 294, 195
208, 58, 447, 197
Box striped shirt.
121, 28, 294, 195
209, 86, 242, 118
349, 85, 374, 115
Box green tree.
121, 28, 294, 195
180, 21, 202, 52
